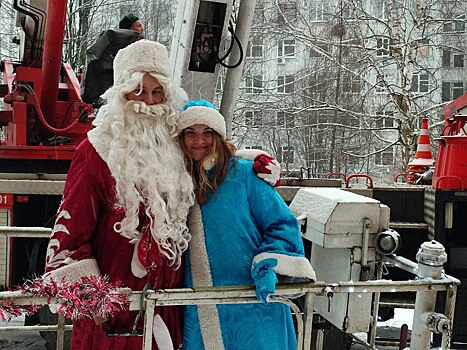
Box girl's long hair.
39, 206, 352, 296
180, 132, 236, 204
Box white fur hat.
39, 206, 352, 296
113, 40, 171, 85
178, 100, 226, 139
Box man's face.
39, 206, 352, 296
125, 74, 164, 106
130, 20, 144, 33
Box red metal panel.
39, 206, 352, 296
8, 102, 27, 146
0, 111, 12, 126
444, 93, 467, 132
0, 145, 76, 160
433, 136, 467, 190
1, 60, 14, 92
62, 63, 81, 101
0, 194, 14, 209
40, 0, 68, 124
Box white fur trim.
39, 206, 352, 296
201, 153, 217, 171
188, 204, 225, 349
188, 205, 213, 288
234, 149, 267, 161
113, 40, 171, 85
87, 126, 112, 162
153, 314, 173, 350
252, 253, 316, 281
256, 159, 281, 186
43, 258, 101, 283
131, 240, 147, 278
177, 106, 226, 139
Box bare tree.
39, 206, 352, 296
0, 0, 20, 61
227, 0, 466, 182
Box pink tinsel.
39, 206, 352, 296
0, 275, 129, 322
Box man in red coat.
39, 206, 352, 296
44, 40, 194, 350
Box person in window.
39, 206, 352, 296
44, 40, 194, 350
177, 99, 316, 350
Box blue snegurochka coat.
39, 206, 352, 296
183, 157, 316, 350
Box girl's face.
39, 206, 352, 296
182, 124, 215, 161
125, 74, 164, 105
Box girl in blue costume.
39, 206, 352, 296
177, 100, 316, 350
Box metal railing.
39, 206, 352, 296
0, 267, 460, 350
0, 226, 461, 350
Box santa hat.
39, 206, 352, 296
119, 13, 139, 30
113, 40, 171, 85
177, 99, 227, 139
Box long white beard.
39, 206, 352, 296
106, 100, 194, 267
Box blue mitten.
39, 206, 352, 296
251, 258, 278, 303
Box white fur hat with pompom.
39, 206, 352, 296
113, 40, 171, 85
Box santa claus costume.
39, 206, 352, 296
44, 40, 194, 350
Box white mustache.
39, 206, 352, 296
124, 100, 169, 118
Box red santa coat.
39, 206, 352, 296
45, 138, 183, 350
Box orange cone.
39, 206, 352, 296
407, 117, 435, 184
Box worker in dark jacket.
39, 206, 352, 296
81, 14, 144, 107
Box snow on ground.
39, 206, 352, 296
351, 308, 414, 349
0, 315, 46, 349
350, 308, 451, 349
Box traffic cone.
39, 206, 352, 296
407, 117, 435, 184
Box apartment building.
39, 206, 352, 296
216, 0, 466, 183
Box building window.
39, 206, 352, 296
245, 75, 263, 94
455, 15, 466, 31
276, 111, 295, 128
376, 37, 389, 56
412, 73, 429, 93
277, 2, 297, 23
443, 50, 465, 67
245, 111, 253, 126
216, 76, 224, 94
278, 39, 296, 58
452, 82, 464, 99
342, 73, 361, 93
310, 43, 329, 58
443, 14, 466, 32
278, 146, 294, 164
253, 110, 263, 126
310, 1, 328, 22
375, 73, 394, 94
245, 145, 263, 150
376, 0, 388, 20
415, 39, 429, 57
442, 50, 451, 67
247, 37, 263, 58
454, 54, 465, 67
376, 80, 386, 93
376, 111, 394, 128
253, 4, 266, 25
244, 110, 263, 127
442, 82, 465, 102
277, 75, 295, 93
375, 151, 394, 166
